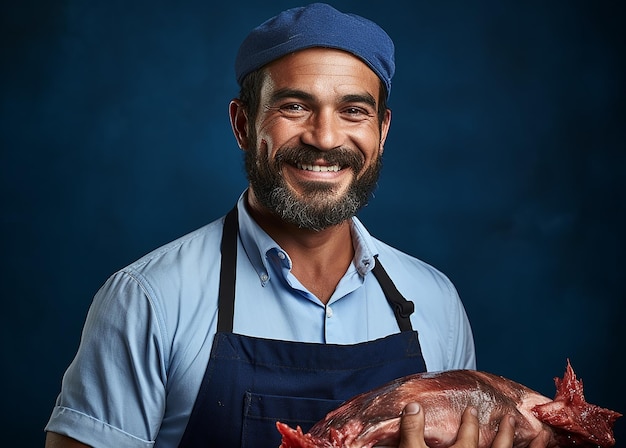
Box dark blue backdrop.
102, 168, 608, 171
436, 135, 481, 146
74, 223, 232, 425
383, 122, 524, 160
1, 1, 624, 446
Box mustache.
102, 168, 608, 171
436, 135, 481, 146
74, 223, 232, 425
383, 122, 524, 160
275, 145, 365, 171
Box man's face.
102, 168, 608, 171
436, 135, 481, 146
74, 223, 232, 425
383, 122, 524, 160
243, 48, 391, 230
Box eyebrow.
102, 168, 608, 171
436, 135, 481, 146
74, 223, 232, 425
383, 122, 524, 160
341, 93, 377, 110
270, 88, 315, 105
269, 88, 378, 109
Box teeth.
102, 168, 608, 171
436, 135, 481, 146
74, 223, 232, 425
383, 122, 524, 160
297, 163, 341, 172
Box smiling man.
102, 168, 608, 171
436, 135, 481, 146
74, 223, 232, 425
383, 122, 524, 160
231, 46, 392, 303
43, 4, 535, 448
238, 47, 389, 236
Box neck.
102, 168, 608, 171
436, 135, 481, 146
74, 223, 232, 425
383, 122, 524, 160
246, 189, 355, 304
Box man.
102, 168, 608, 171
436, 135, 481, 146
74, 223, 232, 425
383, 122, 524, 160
45, 3, 548, 447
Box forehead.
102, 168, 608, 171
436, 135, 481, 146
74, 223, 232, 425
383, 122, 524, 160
262, 48, 382, 102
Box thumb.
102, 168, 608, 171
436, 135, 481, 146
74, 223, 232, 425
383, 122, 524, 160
398, 403, 427, 448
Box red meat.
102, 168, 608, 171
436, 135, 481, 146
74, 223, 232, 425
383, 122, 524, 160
277, 360, 621, 448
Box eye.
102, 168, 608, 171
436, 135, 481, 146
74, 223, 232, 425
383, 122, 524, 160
342, 106, 373, 121
278, 103, 308, 116
345, 107, 365, 115
282, 103, 305, 111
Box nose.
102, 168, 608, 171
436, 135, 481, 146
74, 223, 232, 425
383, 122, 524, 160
300, 109, 344, 151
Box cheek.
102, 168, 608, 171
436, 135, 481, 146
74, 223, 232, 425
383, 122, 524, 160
259, 126, 301, 162
356, 130, 384, 163
256, 122, 284, 158
251, 135, 281, 173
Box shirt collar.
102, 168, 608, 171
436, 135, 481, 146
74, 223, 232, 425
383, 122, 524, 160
350, 216, 379, 276
235, 190, 379, 283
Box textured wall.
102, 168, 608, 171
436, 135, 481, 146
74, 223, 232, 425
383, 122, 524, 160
1, 1, 624, 445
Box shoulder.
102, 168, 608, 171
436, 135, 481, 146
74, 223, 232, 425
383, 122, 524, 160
94, 218, 225, 311
125, 217, 225, 277
370, 238, 475, 370
94, 216, 226, 352
100, 217, 226, 305
371, 238, 456, 296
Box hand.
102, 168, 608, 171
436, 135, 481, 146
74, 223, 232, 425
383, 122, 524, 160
398, 403, 479, 448
491, 415, 551, 448
526, 427, 551, 448
397, 402, 551, 448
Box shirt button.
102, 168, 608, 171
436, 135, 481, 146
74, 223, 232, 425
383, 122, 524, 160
277, 251, 286, 260
326, 306, 333, 318
260, 273, 269, 282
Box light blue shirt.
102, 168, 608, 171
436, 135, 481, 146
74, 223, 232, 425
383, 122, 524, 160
45, 192, 475, 448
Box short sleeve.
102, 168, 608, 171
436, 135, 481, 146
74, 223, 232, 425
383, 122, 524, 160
45, 271, 167, 447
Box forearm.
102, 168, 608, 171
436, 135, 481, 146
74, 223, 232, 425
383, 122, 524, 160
45, 432, 91, 448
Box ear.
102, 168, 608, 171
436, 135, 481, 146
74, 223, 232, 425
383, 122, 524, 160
379, 108, 391, 154
229, 99, 251, 150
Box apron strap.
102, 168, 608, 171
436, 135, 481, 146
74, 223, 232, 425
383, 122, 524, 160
371, 257, 415, 332
216, 205, 414, 333
217, 206, 238, 333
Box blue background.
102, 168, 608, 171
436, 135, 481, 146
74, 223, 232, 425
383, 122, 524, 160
1, 1, 624, 446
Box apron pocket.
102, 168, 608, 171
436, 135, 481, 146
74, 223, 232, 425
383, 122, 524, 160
241, 391, 343, 448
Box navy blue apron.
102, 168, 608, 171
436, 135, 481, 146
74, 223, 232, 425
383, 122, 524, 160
178, 207, 426, 447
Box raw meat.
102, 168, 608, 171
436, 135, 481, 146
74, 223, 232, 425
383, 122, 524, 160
277, 360, 621, 448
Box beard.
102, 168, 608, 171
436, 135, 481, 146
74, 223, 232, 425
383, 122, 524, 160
245, 142, 382, 231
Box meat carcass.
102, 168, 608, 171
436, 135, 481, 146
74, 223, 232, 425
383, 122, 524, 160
277, 360, 621, 448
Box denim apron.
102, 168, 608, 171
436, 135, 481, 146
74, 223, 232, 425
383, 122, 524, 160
178, 207, 427, 447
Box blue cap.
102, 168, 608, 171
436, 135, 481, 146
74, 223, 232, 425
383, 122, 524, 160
235, 3, 395, 98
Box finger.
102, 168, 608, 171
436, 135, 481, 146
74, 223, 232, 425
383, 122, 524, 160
528, 429, 551, 448
452, 407, 479, 447
398, 402, 428, 448
490, 415, 516, 448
